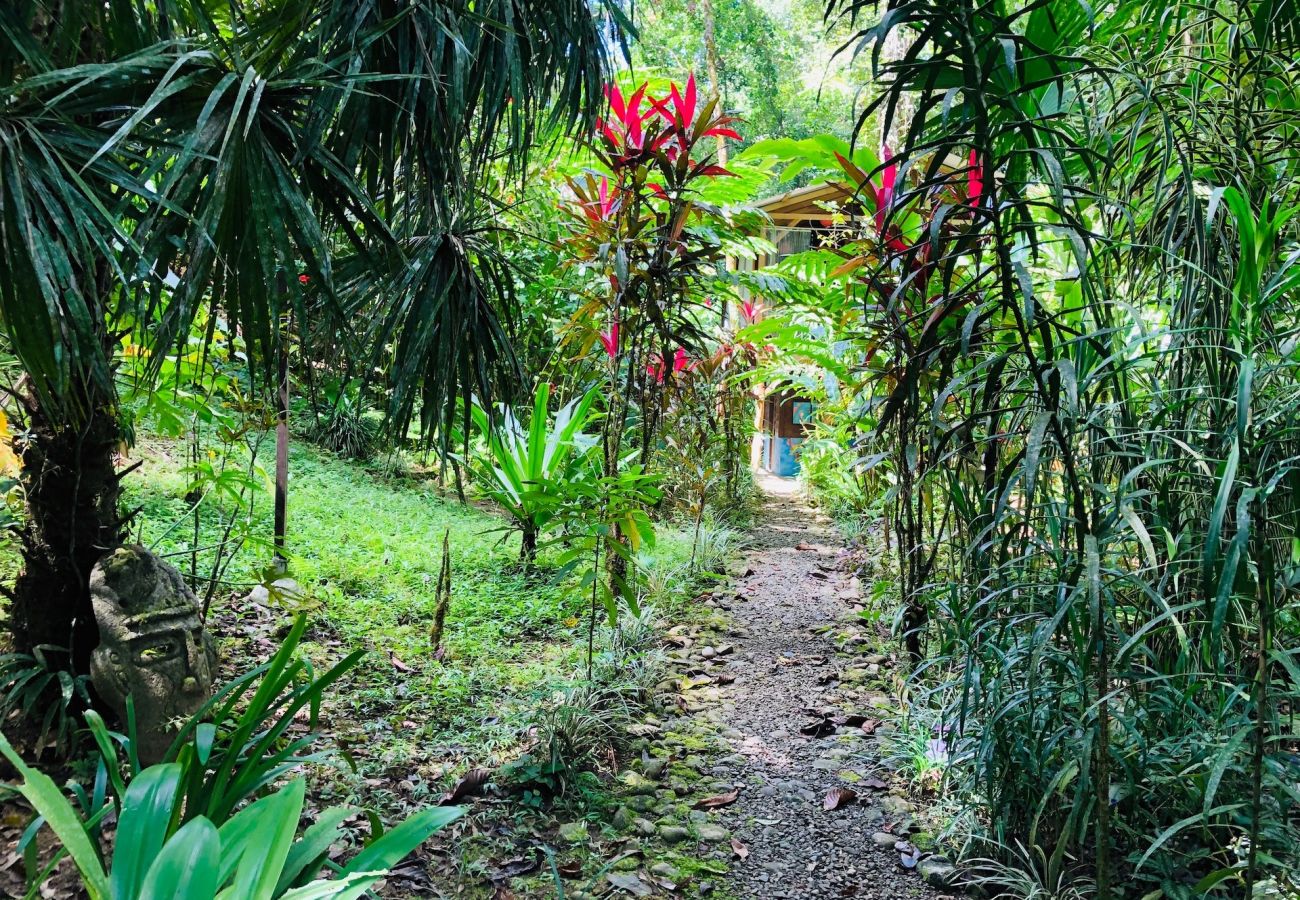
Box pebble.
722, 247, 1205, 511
918, 855, 957, 887
697, 824, 729, 842
558, 822, 587, 843
659, 825, 690, 844
642, 757, 668, 779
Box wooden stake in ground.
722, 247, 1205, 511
430, 529, 452, 653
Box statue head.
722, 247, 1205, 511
89, 546, 217, 763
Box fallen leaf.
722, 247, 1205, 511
823, 787, 858, 810
731, 838, 749, 859
494, 854, 541, 879
795, 542, 818, 551
800, 719, 836, 738
492, 885, 516, 900
860, 719, 882, 736
810, 570, 828, 580
715, 673, 736, 686
694, 789, 740, 810
861, 776, 888, 790
556, 860, 583, 879
836, 713, 868, 727
438, 767, 491, 805
897, 842, 922, 869
607, 873, 654, 897
390, 654, 413, 673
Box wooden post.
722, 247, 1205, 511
273, 311, 289, 573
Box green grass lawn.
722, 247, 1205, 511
90, 436, 735, 811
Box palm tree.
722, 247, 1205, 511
0, 0, 616, 672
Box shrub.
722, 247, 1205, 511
0, 732, 460, 899
467, 383, 600, 564
308, 392, 378, 461
0, 646, 91, 757
84, 614, 361, 826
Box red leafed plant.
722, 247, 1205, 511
562, 74, 749, 470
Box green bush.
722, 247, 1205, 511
0, 733, 460, 899
84, 615, 361, 826
467, 382, 600, 564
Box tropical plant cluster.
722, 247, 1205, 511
751, 0, 1300, 895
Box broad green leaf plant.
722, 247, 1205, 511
0, 732, 460, 900
467, 383, 601, 564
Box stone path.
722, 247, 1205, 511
700, 475, 952, 899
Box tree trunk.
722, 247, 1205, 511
695, 0, 728, 166
519, 523, 538, 565
10, 382, 123, 675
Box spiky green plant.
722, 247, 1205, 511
467, 382, 601, 563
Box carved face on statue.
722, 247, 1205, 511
89, 546, 217, 763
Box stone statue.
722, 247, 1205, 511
89, 545, 217, 763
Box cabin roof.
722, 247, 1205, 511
755, 180, 858, 223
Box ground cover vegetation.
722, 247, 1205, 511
0, 0, 1298, 898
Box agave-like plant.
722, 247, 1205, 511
468, 383, 601, 563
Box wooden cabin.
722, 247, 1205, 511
735, 181, 858, 477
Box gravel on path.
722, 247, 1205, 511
700, 474, 952, 900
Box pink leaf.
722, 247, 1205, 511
604, 83, 626, 122
704, 127, 743, 141
684, 73, 697, 124
599, 320, 620, 358
669, 83, 686, 128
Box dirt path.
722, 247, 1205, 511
700, 475, 952, 900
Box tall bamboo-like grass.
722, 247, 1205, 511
819, 0, 1300, 892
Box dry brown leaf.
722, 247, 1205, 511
800, 719, 836, 738
860, 719, 881, 736
823, 787, 858, 810
693, 789, 740, 810
731, 837, 750, 859
437, 767, 491, 805
607, 873, 653, 897
861, 776, 888, 790
390, 654, 413, 673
